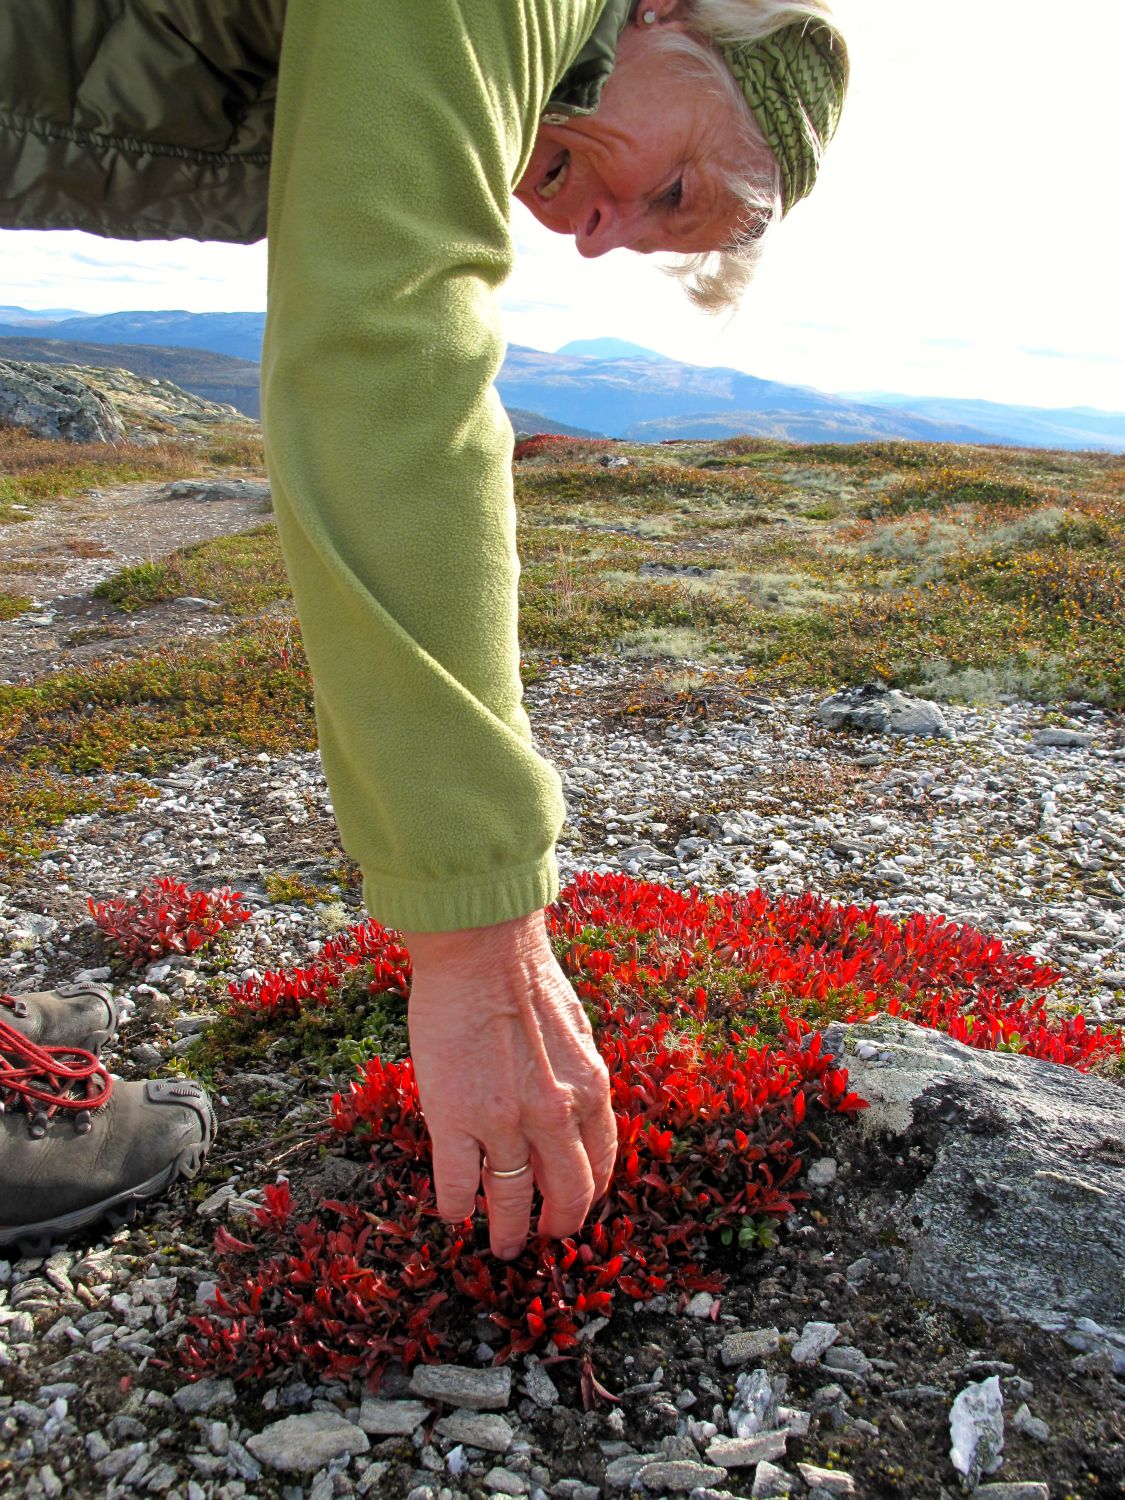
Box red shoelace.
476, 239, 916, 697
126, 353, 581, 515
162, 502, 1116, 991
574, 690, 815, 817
0, 1014, 113, 1136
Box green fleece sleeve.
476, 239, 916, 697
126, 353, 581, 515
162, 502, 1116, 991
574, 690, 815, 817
262, 0, 599, 932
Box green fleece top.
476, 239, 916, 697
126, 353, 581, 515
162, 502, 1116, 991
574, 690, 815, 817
0, 0, 625, 933
264, 0, 613, 931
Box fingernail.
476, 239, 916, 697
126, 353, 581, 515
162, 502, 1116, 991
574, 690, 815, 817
496, 1245, 522, 1261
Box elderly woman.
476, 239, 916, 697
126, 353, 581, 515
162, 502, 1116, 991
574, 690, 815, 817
0, 0, 846, 1253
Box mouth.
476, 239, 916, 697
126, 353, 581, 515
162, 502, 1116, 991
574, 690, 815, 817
536, 148, 570, 202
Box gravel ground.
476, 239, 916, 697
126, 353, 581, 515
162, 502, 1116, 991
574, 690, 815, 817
1, 656, 1123, 1499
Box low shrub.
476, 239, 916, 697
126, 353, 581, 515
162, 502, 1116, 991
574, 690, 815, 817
88, 876, 252, 964
181, 872, 1119, 1392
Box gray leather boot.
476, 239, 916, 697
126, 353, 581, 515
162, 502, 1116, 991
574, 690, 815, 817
1, 982, 124, 1054
0, 1019, 215, 1253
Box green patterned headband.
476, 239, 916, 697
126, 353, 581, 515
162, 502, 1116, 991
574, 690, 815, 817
718, 20, 849, 215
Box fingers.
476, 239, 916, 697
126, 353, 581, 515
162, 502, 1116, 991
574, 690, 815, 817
481, 1141, 535, 1261
580, 1086, 619, 1205
429, 1129, 483, 1224
533, 1124, 596, 1241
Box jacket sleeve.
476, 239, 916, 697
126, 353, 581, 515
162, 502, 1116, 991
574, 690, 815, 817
262, 0, 587, 932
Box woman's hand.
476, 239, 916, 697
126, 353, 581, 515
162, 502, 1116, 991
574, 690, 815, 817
403, 910, 616, 1260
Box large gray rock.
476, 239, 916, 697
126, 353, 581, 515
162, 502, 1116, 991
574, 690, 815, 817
815, 684, 951, 738
0, 359, 125, 443
154, 478, 271, 504
825, 1018, 1125, 1363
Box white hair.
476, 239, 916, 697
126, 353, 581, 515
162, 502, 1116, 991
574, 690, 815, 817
653, 0, 842, 313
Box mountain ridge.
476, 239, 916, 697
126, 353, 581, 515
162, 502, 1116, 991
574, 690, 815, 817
1, 308, 1120, 451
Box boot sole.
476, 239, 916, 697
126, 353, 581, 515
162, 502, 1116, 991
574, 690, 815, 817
0, 1107, 215, 1256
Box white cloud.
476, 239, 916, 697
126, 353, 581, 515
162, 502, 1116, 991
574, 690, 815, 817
0, 232, 268, 314
2, 0, 1123, 410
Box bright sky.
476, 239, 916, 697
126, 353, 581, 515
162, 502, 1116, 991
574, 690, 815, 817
2, 0, 1123, 411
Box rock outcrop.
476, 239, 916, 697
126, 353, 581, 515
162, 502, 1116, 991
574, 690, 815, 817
815, 684, 952, 737
0, 358, 249, 446
0, 358, 125, 443
825, 1017, 1125, 1369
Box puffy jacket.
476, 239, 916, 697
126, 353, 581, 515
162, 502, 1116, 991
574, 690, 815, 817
0, 0, 629, 241
0, 0, 630, 932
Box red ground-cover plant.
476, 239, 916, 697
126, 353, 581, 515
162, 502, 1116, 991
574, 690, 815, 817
183, 872, 1120, 1392
88, 876, 251, 964
226, 919, 411, 1014
512, 433, 617, 462
547, 874, 1120, 1071
185, 983, 864, 1388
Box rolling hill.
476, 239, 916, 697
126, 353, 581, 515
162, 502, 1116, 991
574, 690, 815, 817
2, 309, 1121, 450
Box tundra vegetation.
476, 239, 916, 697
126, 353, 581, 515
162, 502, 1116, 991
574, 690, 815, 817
2, 423, 1123, 1495
3, 429, 1120, 871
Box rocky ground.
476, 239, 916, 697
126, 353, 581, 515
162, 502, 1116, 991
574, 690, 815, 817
1, 476, 1123, 1500
0, 474, 271, 682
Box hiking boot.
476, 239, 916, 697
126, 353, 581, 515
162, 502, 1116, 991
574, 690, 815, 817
0, 1017, 215, 1253
1, 982, 125, 1055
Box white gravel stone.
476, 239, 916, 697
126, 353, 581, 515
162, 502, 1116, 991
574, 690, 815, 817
636, 1459, 728, 1492
684, 1291, 717, 1319
796, 1463, 857, 1495
949, 1376, 1005, 1488
706, 1431, 788, 1468
805, 1158, 838, 1188
751, 1460, 794, 1496
172, 1380, 235, 1415
604, 1453, 659, 1488
483, 1466, 530, 1495
432, 1409, 513, 1453
1011, 1403, 1050, 1442
411, 1363, 512, 1410
721, 1327, 780, 1367
356, 1399, 430, 1436
790, 1322, 840, 1365
245, 1413, 369, 1473
520, 1358, 560, 1409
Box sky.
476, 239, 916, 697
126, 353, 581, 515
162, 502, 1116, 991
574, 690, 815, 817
1, 0, 1123, 412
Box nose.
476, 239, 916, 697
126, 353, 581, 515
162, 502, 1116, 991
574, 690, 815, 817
574, 194, 647, 257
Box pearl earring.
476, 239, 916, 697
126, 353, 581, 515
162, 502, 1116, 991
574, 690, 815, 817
642, 8, 657, 22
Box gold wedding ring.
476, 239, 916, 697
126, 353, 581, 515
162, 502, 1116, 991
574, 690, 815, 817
483, 1157, 531, 1179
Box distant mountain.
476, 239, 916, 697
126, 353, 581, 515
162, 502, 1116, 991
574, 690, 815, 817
0, 310, 267, 363
0, 305, 88, 322
0, 332, 600, 434
506, 408, 604, 438
844, 392, 1125, 452
556, 338, 671, 363
0, 336, 261, 417
5, 308, 1121, 451
496, 346, 997, 446
624, 408, 978, 444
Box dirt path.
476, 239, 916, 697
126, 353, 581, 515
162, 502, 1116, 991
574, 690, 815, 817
0, 474, 272, 682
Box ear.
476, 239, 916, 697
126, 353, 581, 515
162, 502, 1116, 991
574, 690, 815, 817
631, 0, 684, 26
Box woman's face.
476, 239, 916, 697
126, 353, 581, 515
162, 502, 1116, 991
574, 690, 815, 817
515, 17, 763, 258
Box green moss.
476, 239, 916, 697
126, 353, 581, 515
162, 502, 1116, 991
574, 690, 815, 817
1, 621, 315, 778
0, 590, 33, 621
264, 871, 340, 906
183, 966, 410, 1086
94, 526, 290, 614
0, 769, 154, 869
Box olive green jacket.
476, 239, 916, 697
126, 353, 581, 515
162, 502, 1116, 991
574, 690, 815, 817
0, 0, 630, 932
0, 0, 628, 243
